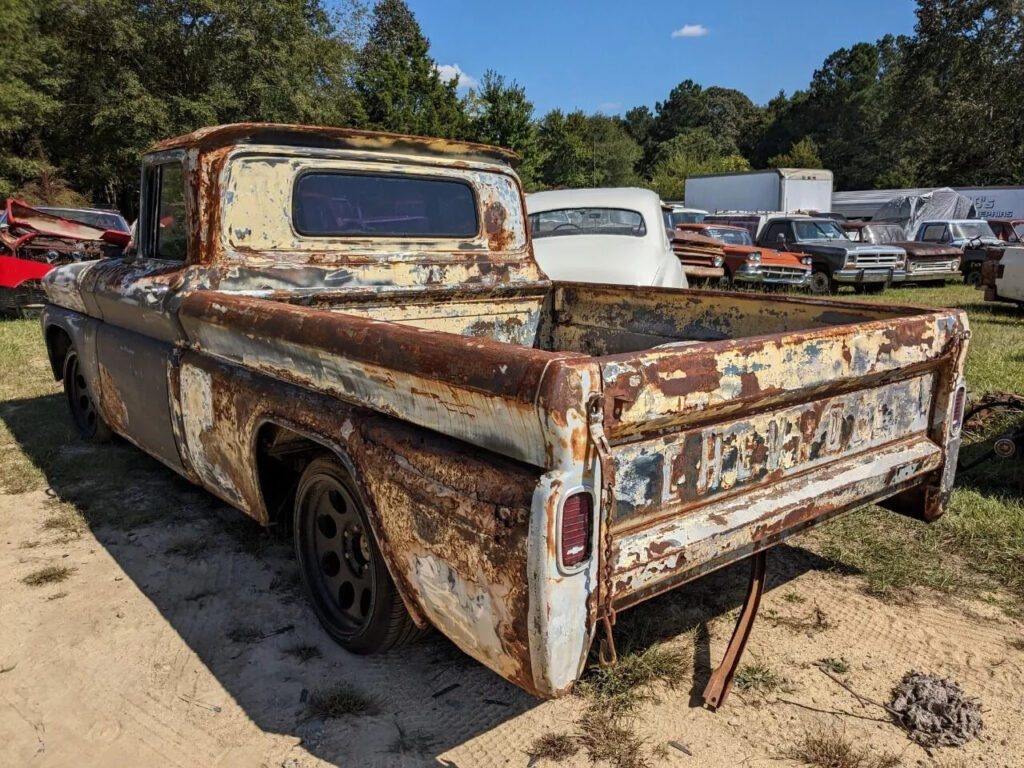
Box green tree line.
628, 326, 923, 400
1, 0, 1021, 215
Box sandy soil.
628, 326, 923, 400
2, 476, 1023, 768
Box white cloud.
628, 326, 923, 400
436, 64, 478, 89
671, 24, 708, 38
598, 102, 621, 113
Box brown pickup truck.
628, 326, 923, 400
40, 124, 970, 704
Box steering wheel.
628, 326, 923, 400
966, 236, 984, 249
553, 223, 581, 232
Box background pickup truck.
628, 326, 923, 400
758, 215, 907, 295
40, 124, 969, 703
843, 221, 962, 284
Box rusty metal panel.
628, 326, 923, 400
610, 374, 935, 525
612, 436, 943, 608
178, 291, 599, 471
173, 350, 544, 694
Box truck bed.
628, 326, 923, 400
178, 282, 966, 694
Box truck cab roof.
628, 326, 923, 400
147, 123, 520, 167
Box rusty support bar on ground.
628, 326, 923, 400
702, 549, 767, 710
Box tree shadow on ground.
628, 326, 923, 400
1, 392, 865, 764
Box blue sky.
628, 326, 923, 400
408, 0, 918, 115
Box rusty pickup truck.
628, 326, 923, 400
40, 124, 970, 704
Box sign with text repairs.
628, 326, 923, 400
612, 374, 935, 520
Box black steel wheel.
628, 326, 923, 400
293, 455, 424, 653
964, 264, 983, 286
957, 396, 1024, 495
63, 349, 112, 442
808, 269, 834, 295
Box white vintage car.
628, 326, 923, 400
983, 246, 1024, 308
526, 188, 688, 288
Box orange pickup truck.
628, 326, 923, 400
676, 223, 812, 288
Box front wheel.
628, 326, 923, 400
964, 265, 983, 286
808, 269, 835, 295
63, 349, 112, 442
293, 455, 424, 653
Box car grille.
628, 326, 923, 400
762, 266, 808, 280
910, 260, 957, 274
854, 252, 902, 266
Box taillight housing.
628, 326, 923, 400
560, 492, 593, 570
952, 385, 966, 434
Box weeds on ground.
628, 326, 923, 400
763, 605, 832, 634
734, 662, 782, 693
22, 565, 73, 587
576, 644, 686, 715
226, 625, 262, 644
282, 644, 322, 663
306, 683, 379, 719
782, 591, 807, 604
388, 725, 435, 755
818, 657, 850, 675
525, 732, 578, 763
42, 499, 85, 538
1008, 637, 1024, 651
784, 727, 899, 768
576, 705, 650, 768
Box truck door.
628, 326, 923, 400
86, 154, 190, 472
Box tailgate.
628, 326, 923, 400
597, 309, 968, 608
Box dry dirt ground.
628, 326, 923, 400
3, 460, 1023, 768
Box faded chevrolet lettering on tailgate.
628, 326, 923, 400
612, 374, 934, 522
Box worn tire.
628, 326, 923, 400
293, 455, 424, 654
63, 349, 112, 442
965, 267, 983, 287
808, 269, 835, 295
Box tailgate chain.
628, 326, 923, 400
588, 394, 618, 666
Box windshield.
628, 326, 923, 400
1014, 223, 1024, 241
530, 208, 646, 239
702, 227, 752, 246
38, 208, 128, 232
669, 210, 704, 226
864, 224, 905, 244
793, 220, 849, 241
951, 221, 996, 240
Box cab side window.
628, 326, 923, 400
920, 224, 946, 243
155, 163, 188, 261
762, 222, 788, 244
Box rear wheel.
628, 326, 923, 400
63, 349, 112, 442
808, 269, 834, 295
293, 455, 424, 653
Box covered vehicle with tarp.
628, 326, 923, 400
871, 187, 976, 240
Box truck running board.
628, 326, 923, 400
702, 550, 767, 710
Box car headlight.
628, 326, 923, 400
800, 256, 812, 265
952, 259, 960, 270
746, 251, 761, 264
713, 256, 724, 267
907, 261, 916, 271
846, 254, 858, 266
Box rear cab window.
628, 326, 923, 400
528, 208, 646, 239
920, 224, 948, 242
293, 173, 478, 238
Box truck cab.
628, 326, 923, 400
915, 219, 1004, 285
756, 216, 907, 295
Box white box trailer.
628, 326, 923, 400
685, 169, 834, 214
832, 186, 1024, 221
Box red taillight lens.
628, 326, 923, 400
952, 386, 966, 432
561, 492, 592, 568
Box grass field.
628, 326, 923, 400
1, 282, 1022, 612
